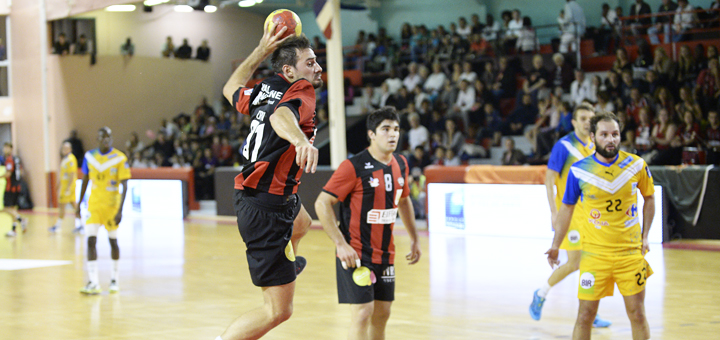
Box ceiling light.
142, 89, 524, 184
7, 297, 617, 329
143, 0, 169, 6
204, 5, 217, 13
106, 5, 137, 12
238, 0, 255, 7
174, 5, 194, 12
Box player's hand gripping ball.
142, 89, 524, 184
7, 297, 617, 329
265, 9, 302, 39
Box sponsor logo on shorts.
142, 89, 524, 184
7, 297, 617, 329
568, 230, 581, 244
580, 272, 595, 290
381, 266, 395, 283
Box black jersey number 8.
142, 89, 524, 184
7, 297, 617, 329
243, 120, 265, 162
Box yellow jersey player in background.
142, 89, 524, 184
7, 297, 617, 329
76, 127, 131, 295
547, 112, 655, 340
49, 142, 82, 234
530, 103, 611, 328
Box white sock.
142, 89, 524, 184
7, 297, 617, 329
112, 260, 119, 282
87, 260, 99, 285
538, 282, 552, 298
56, 218, 62, 227
75, 218, 82, 228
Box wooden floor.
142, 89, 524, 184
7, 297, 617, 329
2, 213, 720, 340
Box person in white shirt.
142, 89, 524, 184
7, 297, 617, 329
407, 113, 429, 151
570, 69, 592, 107
672, 0, 697, 42
457, 17, 472, 40
507, 10, 524, 39
424, 62, 447, 94
516, 17, 539, 54
559, 0, 586, 53
459, 61, 478, 84
384, 68, 403, 95
482, 14, 501, 43
452, 79, 476, 128
403, 62, 423, 91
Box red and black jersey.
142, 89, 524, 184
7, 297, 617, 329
322, 149, 410, 265
232, 74, 316, 196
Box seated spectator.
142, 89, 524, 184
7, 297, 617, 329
619, 69, 637, 103
675, 86, 703, 123
162, 36, 175, 57
696, 58, 720, 112
129, 152, 148, 168
704, 110, 720, 164
359, 84, 380, 114
200, 116, 217, 138
125, 132, 144, 157
653, 86, 675, 118
594, 91, 615, 114
626, 88, 650, 126
196, 39, 210, 61
431, 145, 446, 165
441, 119, 466, 156
518, 54, 549, 105
671, 0, 698, 42
73, 34, 92, 55
491, 56, 517, 99
468, 33, 490, 58
457, 17, 472, 40
652, 47, 675, 83
194, 148, 218, 199
640, 70, 660, 96
218, 136, 233, 166
407, 167, 427, 219
634, 40, 654, 76
450, 62, 463, 83
527, 97, 557, 158
570, 69, 592, 107
480, 102, 503, 146
53, 33, 70, 55
612, 47, 633, 75
628, 0, 652, 35
452, 79, 476, 128
633, 108, 654, 155
482, 14, 501, 53
413, 86, 430, 111
557, 101, 574, 137
480, 60, 496, 87
459, 61, 478, 84
403, 62, 423, 91
549, 53, 574, 92
152, 152, 171, 168
444, 148, 462, 166
676, 45, 699, 88
503, 93, 538, 136
647, 108, 680, 165
145, 131, 174, 161
120, 37, 134, 57
604, 70, 622, 99
504, 9, 523, 54
408, 146, 431, 170
378, 82, 396, 108
427, 110, 446, 135
384, 68, 403, 95
501, 137, 527, 165
648, 0, 679, 45
394, 86, 412, 111
408, 112, 430, 151
424, 62, 447, 94
176, 38, 193, 59
677, 109, 701, 148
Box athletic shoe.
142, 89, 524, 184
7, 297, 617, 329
49, 225, 61, 233
20, 218, 27, 233
72, 226, 85, 234
295, 256, 307, 276
80, 282, 101, 295
529, 289, 546, 321
5, 230, 16, 237
593, 315, 612, 328
109, 280, 119, 293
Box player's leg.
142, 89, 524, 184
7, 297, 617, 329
50, 203, 66, 232
291, 204, 311, 253
108, 228, 120, 293
368, 301, 392, 340
70, 201, 83, 232
623, 289, 650, 340
219, 282, 296, 340
80, 223, 102, 294
348, 302, 374, 340
572, 299, 600, 340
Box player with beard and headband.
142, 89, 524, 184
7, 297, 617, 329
547, 112, 655, 340
216, 22, 322, 340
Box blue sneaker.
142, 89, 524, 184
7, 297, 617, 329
593, 315, 612, 328
529, 289, 545, 320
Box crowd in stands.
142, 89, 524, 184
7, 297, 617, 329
310, 0, 719, 217
53, 33, 211, 61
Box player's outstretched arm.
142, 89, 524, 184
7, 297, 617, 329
641, 194, 655, 255
398, 196, 421, 265
546, 203, 574, 268
76, 175, 90, 218
269, 107, 318, 173
223, 23, 290, 103
315, 192, 359, 269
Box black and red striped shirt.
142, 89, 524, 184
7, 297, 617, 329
232, 74, 316, 196
322, 149, 410, 265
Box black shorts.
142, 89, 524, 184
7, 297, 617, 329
234, 189, 301, 287
336, 257, 395, 304
4, 191, 19, 207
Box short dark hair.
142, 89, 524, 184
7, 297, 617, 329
366, 106, 400, 141
590, 112, 621, 135
98, 126, 112, 136
271, 35, 312, 73
573, 103, 595, 120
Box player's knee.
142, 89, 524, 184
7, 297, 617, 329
87, 236, 97, 248
577, 307, 597, 324
372, 307, 391, 323
626, 305, 646, 324
354, 304, 375, 324
267, 302, 293, 325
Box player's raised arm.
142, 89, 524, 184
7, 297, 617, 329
269, 107, 318, 173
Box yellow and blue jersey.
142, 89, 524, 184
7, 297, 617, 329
563, 150, 654, 255
82, 148, 131, 207
548, 132, 595, 225
59, 154, 78, 197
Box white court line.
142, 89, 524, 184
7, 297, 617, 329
0, 259, 73, 271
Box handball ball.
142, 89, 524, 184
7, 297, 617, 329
264, 9, 302, 39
